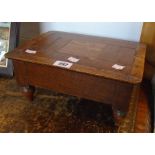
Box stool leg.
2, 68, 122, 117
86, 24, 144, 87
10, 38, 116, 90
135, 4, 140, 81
21, 85, 35, 101
112, 106, 126, 127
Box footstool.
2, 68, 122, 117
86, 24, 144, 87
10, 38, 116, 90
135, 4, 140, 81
5, 31, 146, 125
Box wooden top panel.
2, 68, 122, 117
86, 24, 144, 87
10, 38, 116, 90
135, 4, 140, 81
5, 31, 146, 84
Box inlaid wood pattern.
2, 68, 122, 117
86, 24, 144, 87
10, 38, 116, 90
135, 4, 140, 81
5, 31, 146, 125
6, 31, 146, 84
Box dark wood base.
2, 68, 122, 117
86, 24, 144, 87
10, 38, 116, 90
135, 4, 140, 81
13, 60, 134, 126
21, 86, 35, 101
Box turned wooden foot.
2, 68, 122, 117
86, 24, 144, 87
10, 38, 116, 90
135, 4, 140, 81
21, 86, 35, 101
112, 107, 126, 127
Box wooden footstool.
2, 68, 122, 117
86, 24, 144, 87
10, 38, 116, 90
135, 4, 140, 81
5, 31, 146, 125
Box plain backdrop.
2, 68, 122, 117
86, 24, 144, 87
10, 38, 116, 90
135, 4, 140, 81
20, 22, 143, 43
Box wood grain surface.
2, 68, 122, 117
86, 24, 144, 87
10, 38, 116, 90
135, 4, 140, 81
6, 31, 146, 84
5, 31, 146, 125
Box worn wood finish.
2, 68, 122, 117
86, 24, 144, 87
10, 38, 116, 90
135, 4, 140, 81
6, 31, 146, 83
13, 60, 133, 111
5, 31, 146, 125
